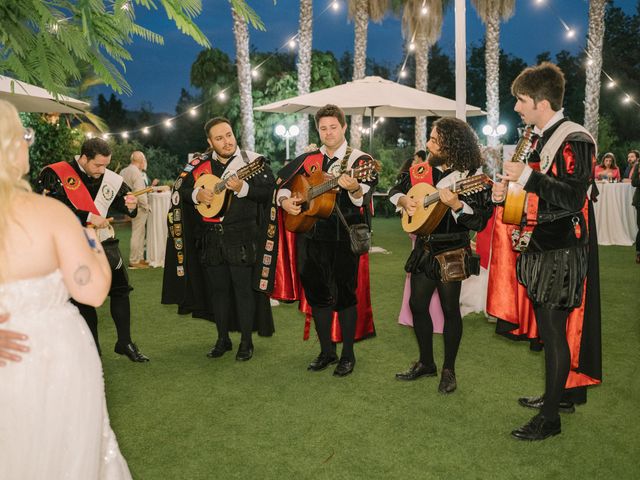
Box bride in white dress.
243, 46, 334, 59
0, 100, 132, 479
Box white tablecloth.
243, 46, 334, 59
593, 182, 637, 246
146, 191, 171, 267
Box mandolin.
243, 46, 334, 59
194, 158, 265, 218
502, 126, 536, 225
283, 158, 377, 233
401, 174, 493, 235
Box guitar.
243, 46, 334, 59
502, 125, 536, 225
283, 158, 377, 233
194, 158, 265, 218
401, 174, 493, 235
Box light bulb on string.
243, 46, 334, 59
102, 134, 109, 140
251, 68, 259, 78
164, 119, 173, 128
623, 95, 632, 104
331, 1, 339, 11
142, 127, 150, 135
121, 132, 129, 139
218, 91, 227, 101
86, 132, 93, 139
189, 108, 198, 117
607, 80, 616, 89
409, 42, 416, 52
565, 28, 576, 39
288, 38, 296, 49
399, 69, 407, 78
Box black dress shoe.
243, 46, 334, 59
395, 361, 437, 381
114, 342, 150, 362
333, 357, 355, 377
438, 368, 457, 394
511, 413, 561, 441
235, 342, 254, 361
307, 352, 338, 371
206, 338, 233, 358
518, 395, 576, 414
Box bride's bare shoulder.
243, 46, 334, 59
21, 193, 76, 223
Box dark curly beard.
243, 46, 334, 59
428, 154, 447, 168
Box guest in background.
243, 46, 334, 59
623, 149, 639, 180
594, 152, 621, 182
631, 158, 640, 263
397, 150, 427, 179
120, 151, 150, 269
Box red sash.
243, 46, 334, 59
192, 160, 222, 224
302, 152, 324, 175
409, 161, 434, 186
48, 162, 100, 216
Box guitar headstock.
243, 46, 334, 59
352, 158, 378, 182
238, 157, 266, 180
456, 174, 493, 196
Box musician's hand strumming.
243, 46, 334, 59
398, 195, 418, 216
281, 195, 302, 216
498, 162, 526, 182
196, 188, 215, 206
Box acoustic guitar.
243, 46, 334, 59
502, 125, 536, 225
194, 158, 265, 218
283, 159, 377, 233
401, 174, 493, 235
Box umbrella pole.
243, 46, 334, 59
369, 107, 375, 153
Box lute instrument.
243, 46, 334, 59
502, 126, 536, 225
283, 158, 377, 233
401, 174, 493, 235
194, 158, 265, 218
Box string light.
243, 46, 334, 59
164, 119, 172, 128
142, 127, 150, 134
399, 69, 407, 78
86, 132, 93, 138
189, 108, 198, 116
102, 134, 109, 140
623, 95, 632, 104
331, 1, 339, 11
409, 42, 416, 51
565, 28, 576, 39
121, 131, 129, 139
218, 91, 227, 101
251, 68, 259, 78
607, 80, 616, 89
288, 38, 296, 49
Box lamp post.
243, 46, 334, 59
275, 124, 300, 160
482, 123, 507, 140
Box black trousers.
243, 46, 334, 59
635, 205, 640, 253
203, 264, 255, 344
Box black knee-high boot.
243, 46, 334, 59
312, 306, 335, 355
110, 295, 132, 346
337, 305, 357, 361
73, 300, 100, 353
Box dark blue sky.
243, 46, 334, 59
96, 0, 635, 113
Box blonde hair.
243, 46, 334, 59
0, 100, 32, 267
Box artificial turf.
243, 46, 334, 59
99, 217, 640, 480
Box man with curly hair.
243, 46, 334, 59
389, 117, 493, 393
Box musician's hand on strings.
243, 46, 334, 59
492, 180, 507, 203
196, 188, 215, 206
125, 193, 137, 211
439, 188, 462, 211
498, 162, 526, 182
398, 195, 418, 216
0, 314, 29, 367
338, 174, 362, 197
225, 174, 244, 193
281, 195, 302, 216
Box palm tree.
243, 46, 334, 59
583, 0, 607, 143
402, 0, 447, 150
295, 0, 313, 155
232, 7, 255, 150
470, 0, 515, 147
348, 0, 389, 149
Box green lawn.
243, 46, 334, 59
100, 218, 640, 480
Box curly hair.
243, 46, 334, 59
431, 117, 483, 172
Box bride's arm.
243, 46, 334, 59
49, 200, 112, 307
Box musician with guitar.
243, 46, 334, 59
163, 117, 275, 362
490, 62, 601, 441
274, 104, 378, 377
389, 117, 492, 394
36, 138, 150, 362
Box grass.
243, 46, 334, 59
99, 217, 640, 480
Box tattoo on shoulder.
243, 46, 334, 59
74, 266, 91, 286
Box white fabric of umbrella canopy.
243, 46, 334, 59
0, 75, 89, 114
254, 76, 485, 118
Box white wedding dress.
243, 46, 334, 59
0, 270, 132, 480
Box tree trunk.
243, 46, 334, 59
484, 10, 500, 148
232, 8, 255, 150
296, 0, 313, 155
349, 0, 369, 149
414, 34, 429, 150
584, 0, 606, 143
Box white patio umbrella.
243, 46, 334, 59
254, 76, 484, 149
0, 75, 89, 114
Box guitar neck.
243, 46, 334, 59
213, 162, 263, 194
308, 171, 357, 200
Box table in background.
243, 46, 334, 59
146, 190, 171, 267
592, 182, 637, 246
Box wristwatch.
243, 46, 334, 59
453, 204, 464, 214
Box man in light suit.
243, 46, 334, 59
120, 151, 150, 269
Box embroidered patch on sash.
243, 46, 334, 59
171, 191, 180, 205
179, 172, 188, 178
270, 207, 276, 221
174, 238, 183, 250
261, 267, 270, 278
174, 224, 182, 236
177, 252, 184, 264
259, 279, 268, 290
267, 224, 276, 238
184, 165, 194, 172
101, 184, 114, 201
190, 159, 201, 166
174, 178, 183, 189
263, 254, 272, 266
265, 240, 274, 252
173, 208, 181, 222
328, 162, 342, 178
65, 176, 80, 190
177, 266, 185, 277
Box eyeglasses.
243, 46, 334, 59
23, 127, 35, 147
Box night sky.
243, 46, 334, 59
94, 0, 635, 114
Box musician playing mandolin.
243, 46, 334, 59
36, 138, 150, 362
276, 104, 378, 377
389, 117, 492, 394
490, 62, 601, 441
163, 117, 275, 361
